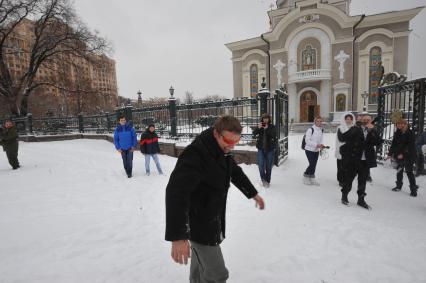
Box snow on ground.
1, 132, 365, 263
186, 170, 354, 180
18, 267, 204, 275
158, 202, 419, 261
1, 133, 426, 283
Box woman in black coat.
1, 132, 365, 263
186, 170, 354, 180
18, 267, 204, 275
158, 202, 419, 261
388, 119, 418, 196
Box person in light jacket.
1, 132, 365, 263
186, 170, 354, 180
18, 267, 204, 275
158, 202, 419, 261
303, 116, 325, 185
335, 112, 355, 187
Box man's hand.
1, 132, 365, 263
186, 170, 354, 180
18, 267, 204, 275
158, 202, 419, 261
316, 144, 325, 149
171, 240, 191, 265
117, 149, 122, 154
366, 123, 374, 129
253, 194, 265, 210
258, 123, 263, 129
397, 154, 403, 160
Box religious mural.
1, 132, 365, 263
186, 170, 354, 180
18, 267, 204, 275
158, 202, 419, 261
301, 45, 316, 71
336, 94, 346, 112
250, 64, 258, 97
369, 47, 382, 104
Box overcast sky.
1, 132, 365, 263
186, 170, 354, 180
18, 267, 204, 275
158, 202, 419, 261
73, 0, 426, 101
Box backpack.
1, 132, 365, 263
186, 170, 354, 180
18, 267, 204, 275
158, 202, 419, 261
301, 127, 324, 150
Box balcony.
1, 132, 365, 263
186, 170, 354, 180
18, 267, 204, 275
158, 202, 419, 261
288, 69, 331, 84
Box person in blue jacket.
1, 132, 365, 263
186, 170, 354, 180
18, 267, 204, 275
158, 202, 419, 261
114, 115, 138, 178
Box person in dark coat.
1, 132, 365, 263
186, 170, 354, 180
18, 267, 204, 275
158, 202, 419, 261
165, 115, 265, 282
140, 124, 163, 175
388, 118, 418, 196
338, 114, 381, 209
113, 115, 138, 178
415, 131, 426, 176
253, 113, 277, 187
0, 119, 20, 170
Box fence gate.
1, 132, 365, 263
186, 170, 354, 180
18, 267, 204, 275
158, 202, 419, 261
376, 77, 426, 159
274, 88, 289, 165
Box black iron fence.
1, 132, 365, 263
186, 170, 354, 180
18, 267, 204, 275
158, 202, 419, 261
1, 82, 289, 164
376, 77, 426, 159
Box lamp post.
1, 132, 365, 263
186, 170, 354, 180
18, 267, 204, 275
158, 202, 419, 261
137, 90, 142, 107
361, 90, 369, 112
168, 86, 177, 137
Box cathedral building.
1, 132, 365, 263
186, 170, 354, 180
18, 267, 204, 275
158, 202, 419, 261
225, 0, 423, 122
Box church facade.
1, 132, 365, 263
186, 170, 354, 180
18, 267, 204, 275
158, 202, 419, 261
225, 0, 423, 123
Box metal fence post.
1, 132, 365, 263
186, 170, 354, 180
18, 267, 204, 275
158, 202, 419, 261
169, 87, 177, 137
105, 112, 112, 132
26, 113, 33, 135
78, 114, 84, 133
257, 77, 270, 115
124, 103, 134, 125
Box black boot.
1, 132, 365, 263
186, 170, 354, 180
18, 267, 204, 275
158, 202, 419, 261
410, 185, 419, 197
392, 181, 402, 191
341, 192, 349, 205
357, 196, 371, 210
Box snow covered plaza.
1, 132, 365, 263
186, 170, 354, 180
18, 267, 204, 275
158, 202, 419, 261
0, 133, 425, 283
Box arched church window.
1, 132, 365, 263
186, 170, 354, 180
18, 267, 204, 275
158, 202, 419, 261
336, 94, 346, 112
369, 46, 382, 104
250, 64, 258, 97
301, 45, 316, 71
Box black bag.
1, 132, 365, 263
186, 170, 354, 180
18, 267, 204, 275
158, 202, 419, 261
301, 127, 314, 150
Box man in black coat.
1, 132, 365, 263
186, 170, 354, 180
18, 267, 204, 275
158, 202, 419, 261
165, 115, 265, 282
338, 114, 381, 209
0, 119, 20, 170
388, 119, 418, 196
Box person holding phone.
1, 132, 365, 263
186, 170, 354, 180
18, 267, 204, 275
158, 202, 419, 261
253, 113, 277, 187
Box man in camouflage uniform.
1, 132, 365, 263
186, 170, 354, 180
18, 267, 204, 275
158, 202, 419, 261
0, 119, 20, 169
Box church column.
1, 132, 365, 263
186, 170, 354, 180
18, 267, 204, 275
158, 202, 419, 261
320, 80, 331, 120
287, 83, 297, 122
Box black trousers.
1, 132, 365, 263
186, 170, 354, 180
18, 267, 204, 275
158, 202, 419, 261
5, 149, 19, 169
396, 159, 417, 190
304, 150, 319, 177
341, 160, 369, 197
416, 149, 424, 174
337, 159, 344, 184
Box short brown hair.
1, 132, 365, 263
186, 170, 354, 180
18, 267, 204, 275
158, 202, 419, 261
213, 115, 242, 134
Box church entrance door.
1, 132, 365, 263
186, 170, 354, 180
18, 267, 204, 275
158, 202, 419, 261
300, 91, 319, 122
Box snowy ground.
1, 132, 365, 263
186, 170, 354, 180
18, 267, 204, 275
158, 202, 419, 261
1, 134, 425, 283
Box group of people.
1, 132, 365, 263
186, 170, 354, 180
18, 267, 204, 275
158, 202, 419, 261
300, 112, 421, 212
113, 115, 163, 178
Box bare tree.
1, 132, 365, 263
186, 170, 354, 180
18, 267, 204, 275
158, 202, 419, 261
184, 90, 194, 104
0, 0, 110, 116
199, 94, 227, 102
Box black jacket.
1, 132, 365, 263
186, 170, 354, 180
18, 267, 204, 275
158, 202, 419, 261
389, 128, 417, 162
165, 128, 258, 246
253, 122, 277, 151
0, 126, 19, 153
338, 125, 381, 168
140, 129, 160, 154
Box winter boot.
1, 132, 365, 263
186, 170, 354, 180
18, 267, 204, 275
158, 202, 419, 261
357, 196, 371, 210
410, 185, 419, 197
392, 182, 402, 191
341, 192, 349, 205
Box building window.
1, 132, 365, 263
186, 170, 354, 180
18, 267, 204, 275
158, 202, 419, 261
301, 45, 317, 71
369, 46, 382, 104
336, 94, 346, 112
250, 64, 258, 97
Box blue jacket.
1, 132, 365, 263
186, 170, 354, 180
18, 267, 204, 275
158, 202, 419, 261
114, 124, 137, 150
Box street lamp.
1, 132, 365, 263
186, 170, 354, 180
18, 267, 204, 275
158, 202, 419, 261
169, 86, 175, 98
361, 90, 369, 112
137, 90, 142, 106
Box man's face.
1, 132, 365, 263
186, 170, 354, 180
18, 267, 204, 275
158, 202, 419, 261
362, 115, 372, 125
149, 126, 155, 132
4, 121, 13, 129
214, 129, 241, 153
119, 118, 126, 126
314, 118, 322, 127
262, 117, 269, 124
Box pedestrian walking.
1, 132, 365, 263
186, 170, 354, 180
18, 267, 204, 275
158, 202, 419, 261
335, 112, 355, 187
165, 115, 265, 283
113, 115, 137, 178
140, 124, 163, 176
388, 118, 418, 196
338, 114, 381, 209
0, 119, 20, 170
303, 116, 325, 185
253, 113, 276, 187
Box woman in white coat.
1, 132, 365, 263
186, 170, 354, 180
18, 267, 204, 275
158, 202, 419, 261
303, 116, 325, 184
335, 112, 355, 187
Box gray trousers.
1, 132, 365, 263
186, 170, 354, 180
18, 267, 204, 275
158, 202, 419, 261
190, 241, 229, 283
